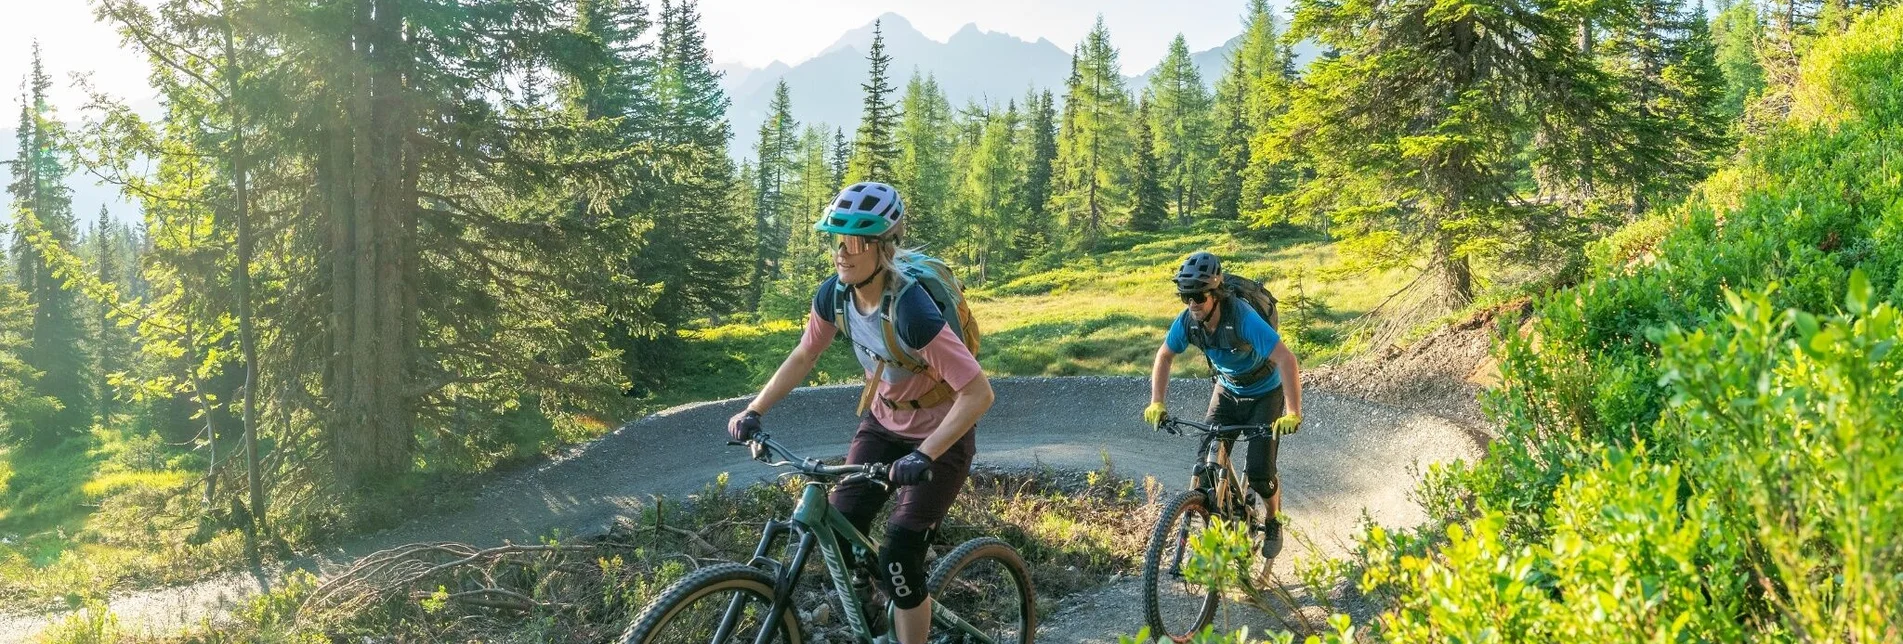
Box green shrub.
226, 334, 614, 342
1376, 6, 1903, 640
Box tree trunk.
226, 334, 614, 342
1434, 234, 1475, 308
329, 0, 415, 490
218, 3, 265, 555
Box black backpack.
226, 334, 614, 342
1221, 274, 1279, 330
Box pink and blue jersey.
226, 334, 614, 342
799, 276, 984, 440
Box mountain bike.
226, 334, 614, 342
1138, 416, 1279, 643
619, 431, 1036, 644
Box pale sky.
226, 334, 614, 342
5, 0, 1265, 112
2, 1, 161, 117
701, 0, 1263, 72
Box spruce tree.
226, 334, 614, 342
1711, 2, 1767, 120
1597, 0, 1731, 215
646, 0, 747, 326
7, 45, 91, 447
1019, 89, 1059, 222
846, 21, 900, 184
1009, 90, 1059, 261
750, 79, 797, 311
1130, 98, 1169, 232
1210, 54, 1252, 222
1276, 0, 1624, 306
831, 127, 851, 187
92, 206, 129, 420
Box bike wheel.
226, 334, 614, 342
1141, 490, 1219, 643
926, 537, 1037, 643
620, 563, 804, 644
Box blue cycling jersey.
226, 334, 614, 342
1165, 301, 1283, 396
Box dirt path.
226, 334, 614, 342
0, 377, 1483, 642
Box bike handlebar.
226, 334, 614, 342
1155, 415, 1277, 439
728, 432, 933, 487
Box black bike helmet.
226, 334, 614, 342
1173, 251, 1223, 294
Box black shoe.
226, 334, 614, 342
1261, 519, 1283, 559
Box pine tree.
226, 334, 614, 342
1210, 53, 1252, 222
1129, 98, 1169, 232
92, 206, 130, 420
1597, 0, 1731, 215
846, 21, 900, 184
7, 44, 91, 448
749, 79, 798, 311
1275, 0, 1625, 307
1711, 2, 1766, 120
1147, 35, 1216, 224
1050, 16, 1136, 248
1018, 89, 1059, 223
831, 127, 851, 187
1231, 2, 1299, 222
895, 71, 955, 250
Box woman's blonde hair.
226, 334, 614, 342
875, 221, 914, 288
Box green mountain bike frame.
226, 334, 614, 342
718, 435, 995, 644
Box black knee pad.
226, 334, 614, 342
1248, 473, 1277, 499
878, 524, 932, 610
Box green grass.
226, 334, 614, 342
658, 228, 1411, 398
970, 229, 1409, 375
0, 426, 246, 610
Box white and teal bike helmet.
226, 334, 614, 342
816, 181, 905, 237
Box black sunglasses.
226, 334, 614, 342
1180, 292, 1211, 305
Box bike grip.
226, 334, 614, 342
918, 469, 934, 484
726, 440, 744, 446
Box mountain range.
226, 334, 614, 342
8, 13, 1310, 224
719, 12, 1319, 161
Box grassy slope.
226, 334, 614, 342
645, 228, 1408, 414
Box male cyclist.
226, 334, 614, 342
727, 181, 995, 644
1144, 251, 1304, 557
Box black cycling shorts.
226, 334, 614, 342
1204, 385, 1285, 498
829, 414, 976, 534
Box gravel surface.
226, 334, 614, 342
0, 377, 1484, 642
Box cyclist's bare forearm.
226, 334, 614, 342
918, 376, 993, 459
1150, 345, 1177, 404
747, 346, 821, 415
1271, 343, 1302, 417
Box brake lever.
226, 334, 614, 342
842, 472, 892, 493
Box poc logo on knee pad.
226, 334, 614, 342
887, 562, 913, 598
